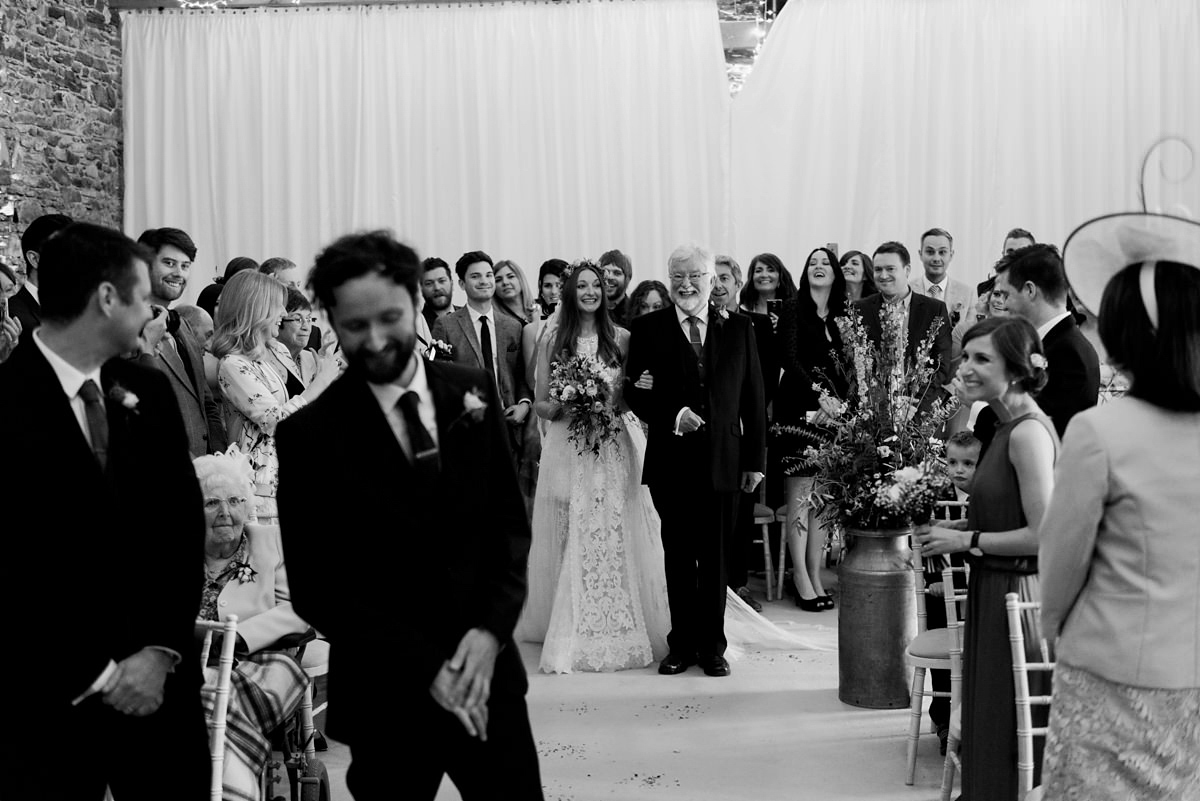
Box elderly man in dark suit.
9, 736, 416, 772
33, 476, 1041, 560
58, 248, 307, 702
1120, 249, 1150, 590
134, 227, 227, 457
278, 231, 541, 800
625, 244, 766, 678
992, 242, 1100, 437
855, 241, 954, 396
0, 223, 209, 801
6, 212, 73, 351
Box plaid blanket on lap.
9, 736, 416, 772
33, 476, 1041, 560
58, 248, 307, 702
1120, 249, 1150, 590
201, 652, 309, 801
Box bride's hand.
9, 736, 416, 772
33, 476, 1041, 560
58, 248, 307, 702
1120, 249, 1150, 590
634, 371, 654, 390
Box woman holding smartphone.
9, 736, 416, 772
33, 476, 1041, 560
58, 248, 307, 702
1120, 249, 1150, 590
0, 261, 23, 364
738, 253, 797, 331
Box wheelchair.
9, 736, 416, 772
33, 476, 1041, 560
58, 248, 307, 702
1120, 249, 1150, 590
199, 618, 333, 801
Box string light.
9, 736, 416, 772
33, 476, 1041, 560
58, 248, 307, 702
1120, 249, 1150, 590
179, 0, 228, 7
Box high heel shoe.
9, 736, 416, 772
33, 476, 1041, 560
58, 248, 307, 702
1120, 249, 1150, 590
817, 595, 835, 610
795, 595, 826, 612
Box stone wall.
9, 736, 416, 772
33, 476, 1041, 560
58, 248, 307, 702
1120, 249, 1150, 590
0, 0, 122, 262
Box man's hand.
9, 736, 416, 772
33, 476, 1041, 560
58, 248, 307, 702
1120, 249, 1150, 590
676, 408, 705, 434
101, 648, 172, 717
740, 471, 764, 493
429, 662, 489, 740
138, 306, 169, 354
504, 402, 530, 425
633, 371, 654, 390
446, 628, 500, 711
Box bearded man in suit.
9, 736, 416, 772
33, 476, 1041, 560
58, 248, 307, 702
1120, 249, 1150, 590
0, 222, 209, 800
277, 231, 541, 800
624, 244, 766, 678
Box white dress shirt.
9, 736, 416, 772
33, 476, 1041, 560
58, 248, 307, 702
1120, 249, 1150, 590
466, 304, 500, 377
673, 304, 710, 434
32, 328, 103, 444
367, 354, 439, 460
1036, 310, 1072, 341
24, 280, 39, 305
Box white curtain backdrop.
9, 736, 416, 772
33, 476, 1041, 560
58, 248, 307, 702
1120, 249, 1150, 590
731, 0, 1200, 290
122, 0, 731, 298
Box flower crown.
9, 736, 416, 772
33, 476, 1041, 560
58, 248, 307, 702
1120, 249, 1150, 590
562, 258, 601, 280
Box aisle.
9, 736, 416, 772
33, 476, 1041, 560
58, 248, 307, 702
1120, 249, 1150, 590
437, 581, 949, 801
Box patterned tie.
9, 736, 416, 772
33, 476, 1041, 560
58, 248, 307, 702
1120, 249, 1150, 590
929, 284, 943, 300
78, 379, 108, 469
687, 316, 703, 358
397, 391, 438, 480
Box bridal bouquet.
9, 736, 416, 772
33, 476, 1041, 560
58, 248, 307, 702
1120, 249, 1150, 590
548, 353, 623, 456
776, 304, 959, 530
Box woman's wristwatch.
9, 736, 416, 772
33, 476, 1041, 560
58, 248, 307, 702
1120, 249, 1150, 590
968, 530, 984, 557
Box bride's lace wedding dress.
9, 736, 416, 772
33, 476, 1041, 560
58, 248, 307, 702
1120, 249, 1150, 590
517, 334, 832, 674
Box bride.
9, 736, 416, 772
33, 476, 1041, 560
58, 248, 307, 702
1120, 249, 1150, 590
517, 260, 830, 673
517, 259, 670, 673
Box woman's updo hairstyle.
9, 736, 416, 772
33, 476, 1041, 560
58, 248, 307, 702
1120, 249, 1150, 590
961, 316, 1049, 395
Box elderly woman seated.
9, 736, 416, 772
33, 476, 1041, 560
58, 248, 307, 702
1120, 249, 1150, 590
195, 446, 310, 799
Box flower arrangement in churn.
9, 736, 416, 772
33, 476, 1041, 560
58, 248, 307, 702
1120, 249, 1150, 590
548, 353, 622, 456
775, 303, 960, 530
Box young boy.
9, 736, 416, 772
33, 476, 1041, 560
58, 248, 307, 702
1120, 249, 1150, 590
925, 430, 981, 753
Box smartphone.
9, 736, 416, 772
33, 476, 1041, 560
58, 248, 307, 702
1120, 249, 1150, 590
766, 299, 783, 316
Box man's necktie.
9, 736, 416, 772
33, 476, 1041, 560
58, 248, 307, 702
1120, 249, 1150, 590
687, 316, 703, 358
397, 391, 438, 480
479, 315, 496, 377
79, 379, 108, 469
929, 284, 942, 300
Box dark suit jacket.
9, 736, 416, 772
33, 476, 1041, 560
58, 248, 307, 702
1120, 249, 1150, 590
1039, 315, 1100, 437
0, 341, 205, 712
7, 284, 39, 349
775, 297, 847, 423
276, 360, 531, 746
624, 306, 766, 493
855, 291, 954, 392
136, 317, 226, 458
430, 306, 530, 409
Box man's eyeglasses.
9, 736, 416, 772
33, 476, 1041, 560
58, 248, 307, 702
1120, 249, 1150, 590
281, 314, 317, 325
668, 272, 708, 286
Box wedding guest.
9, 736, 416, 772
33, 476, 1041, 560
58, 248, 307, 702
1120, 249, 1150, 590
839, 249, 877, 301
775, 247, 848, 611
629, 279, 670, 318
977, 228, 1036, 299
0, 222, 209, 800
134, 227, 227, 458
712, 254, 778, 613
599, 248, 632, 327
535, 258, 566, 319
855, 241, 954, 395
494, 259, 537, 324
1039, 214, 1200, 800
918, 316, 1059, 801
276, 230, 542, 799
738, 252, 797, 331
8, 212, 72, 351
213, 270, 340, 524
220, 256, 260, 285
197, 282, 223, 320
267, 288, 321, 396
430, 251, 532, 451
176, 304, 219, 395
992, 243, 1100, 438
910, 228, 972, 327
259, 256, 304, 289
0, 261, 22, 364
194, 447, 310, 798
421, 256, 458, 329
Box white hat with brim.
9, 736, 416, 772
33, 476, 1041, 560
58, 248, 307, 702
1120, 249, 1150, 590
1063, 212, 1200, 326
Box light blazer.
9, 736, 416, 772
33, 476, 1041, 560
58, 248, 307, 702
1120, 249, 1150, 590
213, 523, 308, 653
1039, 397, 1200, 688
430, 305, 530, 408
909, 273, 974, 326
854, 292, 954, 390
137, 317, 227, 458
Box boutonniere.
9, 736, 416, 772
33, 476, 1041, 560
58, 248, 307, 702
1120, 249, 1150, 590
108, 383, 139, 414
451, 388, 488, 429
430, 339, 454, 360
711, 304, 729, 322
233, 562, 258, 585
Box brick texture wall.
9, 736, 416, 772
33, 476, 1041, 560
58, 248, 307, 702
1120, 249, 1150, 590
0, 0, 122, 261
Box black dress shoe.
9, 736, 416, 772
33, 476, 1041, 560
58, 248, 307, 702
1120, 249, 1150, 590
658, 653, 695, 675
699, 655, 731, 677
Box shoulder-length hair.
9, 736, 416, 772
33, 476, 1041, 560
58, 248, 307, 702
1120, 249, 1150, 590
494, 259, 535, 322
552, 260, 623, 367
738, 252, 797, 308
212, 270, 288, 360
629, 279, 671, 318
840, 249, 878, 297
1100, 261, 1200, 411
796, 247, 848, 320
